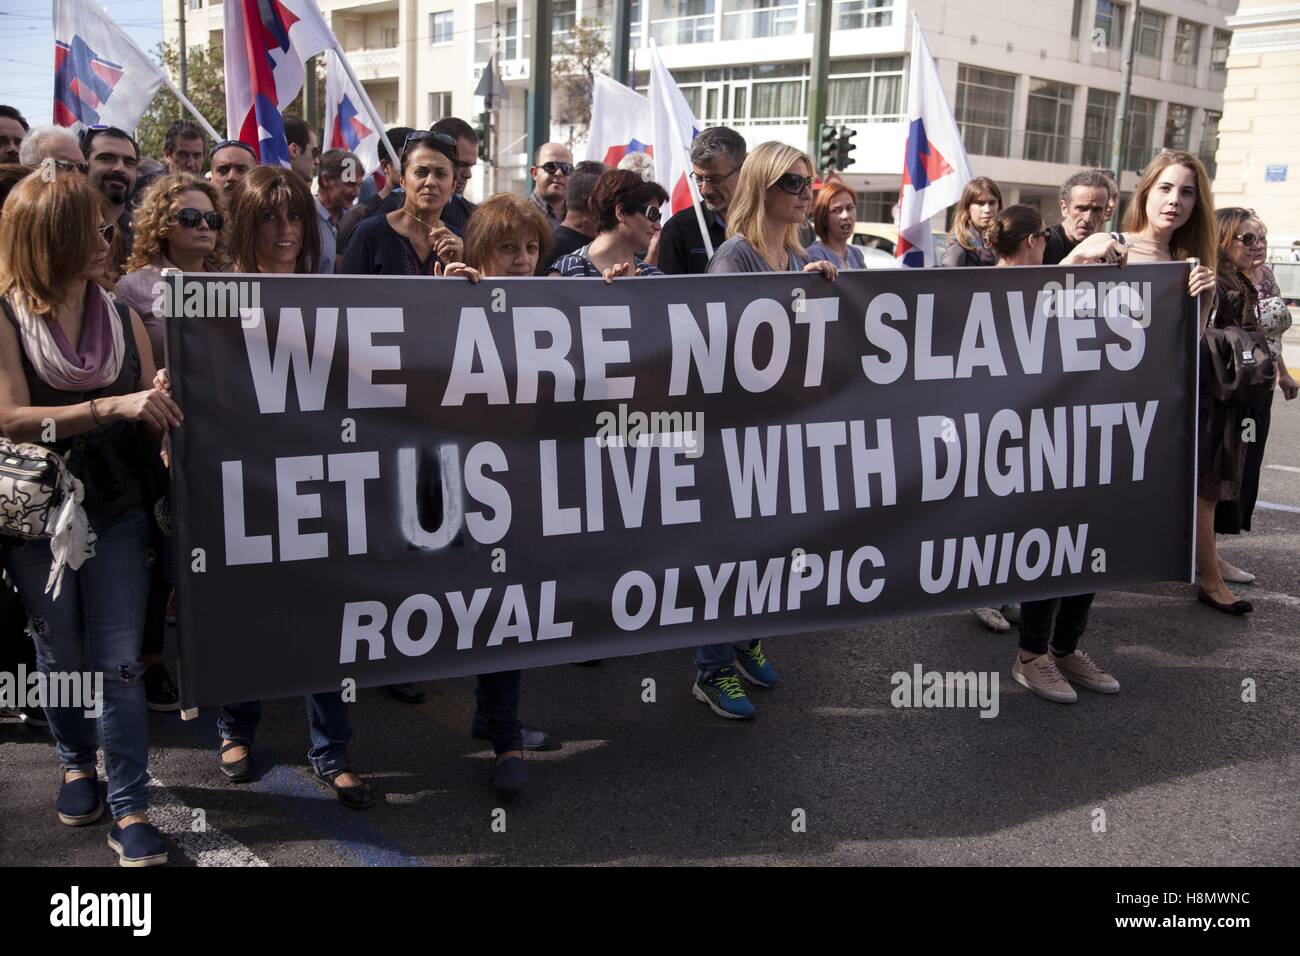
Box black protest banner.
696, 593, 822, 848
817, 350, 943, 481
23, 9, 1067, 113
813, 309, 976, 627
167, 264, 1198, 708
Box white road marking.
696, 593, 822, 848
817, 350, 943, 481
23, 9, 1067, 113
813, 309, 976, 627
1265, 464, 1300, 474
147, 780, 268, 867
1256, 501, 1300, 513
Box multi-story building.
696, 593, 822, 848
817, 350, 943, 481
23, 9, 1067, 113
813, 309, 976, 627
166, 0, 1236, 224
1212, 0, 1300, 251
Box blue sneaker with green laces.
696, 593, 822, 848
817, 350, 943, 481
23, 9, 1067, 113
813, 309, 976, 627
733, 640, 778, 688
692, 666, 756, 720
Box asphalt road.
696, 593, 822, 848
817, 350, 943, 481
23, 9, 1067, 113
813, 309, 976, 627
3, 344, 1298, 868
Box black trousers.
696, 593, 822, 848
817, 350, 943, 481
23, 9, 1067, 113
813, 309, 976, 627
1215, 390, 1272, 535
474, 670, 523, 754
0, 573, 36, 676
1018, 593, 1095, 656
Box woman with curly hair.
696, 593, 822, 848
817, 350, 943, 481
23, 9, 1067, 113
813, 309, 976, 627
115, 173, 229, 368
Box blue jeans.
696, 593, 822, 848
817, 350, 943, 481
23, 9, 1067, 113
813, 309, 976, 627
695, 640, 758, 678
217, 692, 353, 777
4, 508, 153, 819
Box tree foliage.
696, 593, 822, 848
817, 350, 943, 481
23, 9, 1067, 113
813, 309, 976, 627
552, 20, 611, 148
137, 40, 227, 160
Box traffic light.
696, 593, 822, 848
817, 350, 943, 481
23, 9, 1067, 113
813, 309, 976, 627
476, 111, 492, 163
836, 125, 857, 171
818, 123, 839, 173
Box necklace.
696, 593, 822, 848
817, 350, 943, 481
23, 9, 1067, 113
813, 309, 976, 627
402, 208, 438, 231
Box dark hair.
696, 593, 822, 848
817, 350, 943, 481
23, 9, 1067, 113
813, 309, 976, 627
380, 127, 413, 168
566, 162, 607, 213
399, 130, 457, 173
690, 126, 746, 168
282, 113, 315, 151
431, 116, 477, 145
1213, 206, 1261, 309
985, 204, 1044, 259
228, 165, 320, 274
320, 148, 361, 184
0, 105, 29, 131
80, 125, 139, 160
0, 163, 32, 226
164, 119, 206, 154
1059, 169, 1112, 205
589, 169, 669, 232
210, 138, 256, 160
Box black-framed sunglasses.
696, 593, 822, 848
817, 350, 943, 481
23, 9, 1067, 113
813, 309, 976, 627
97, 221, 116, 245
538, 161, 573, 176
634, 203, 662, 223
1235, 232, 1267, 247
210, 138, 256, 158
175, 207, 224, 230
691, 167, 738, 188
775, 172, 814, 195
1031, 227, 1052, 240
405, 130, 457, 149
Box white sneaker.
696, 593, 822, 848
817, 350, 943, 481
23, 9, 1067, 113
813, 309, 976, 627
1011, 652, 1077, 703
1052, 649, 1120, 694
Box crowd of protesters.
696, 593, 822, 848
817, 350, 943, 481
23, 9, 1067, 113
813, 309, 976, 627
0, 100, 1292, 865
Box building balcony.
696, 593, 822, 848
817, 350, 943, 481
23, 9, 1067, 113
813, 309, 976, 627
347, 46, 400, 81
960, 126, 1165, 175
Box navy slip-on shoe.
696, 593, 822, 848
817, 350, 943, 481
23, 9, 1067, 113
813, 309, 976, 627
491, 756, 529, 796
56, 774, 103, 826
107, 821, 169, 867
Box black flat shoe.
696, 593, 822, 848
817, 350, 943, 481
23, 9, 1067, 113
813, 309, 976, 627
387, 682, 426, 704
218, 741, 253, 782
318, 769, 375, 810
1197, 587, 1253, 615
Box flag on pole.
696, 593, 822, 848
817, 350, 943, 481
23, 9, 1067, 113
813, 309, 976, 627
896, 15, 973, 268
224, 0, 333, 166
647, 44, 701, 215
585, 74, 653, 169
52, 0, 167, 131
324, 48, 380, 180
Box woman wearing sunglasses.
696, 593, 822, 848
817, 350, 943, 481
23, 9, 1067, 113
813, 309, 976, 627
548, 169, 667, 281
340, 131, 467, 277
1211, 211, 1296, 589
0, 169, 183, 865
691, 142, 836, 721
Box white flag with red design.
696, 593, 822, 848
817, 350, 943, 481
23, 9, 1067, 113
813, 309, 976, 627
648, 43, 700, 215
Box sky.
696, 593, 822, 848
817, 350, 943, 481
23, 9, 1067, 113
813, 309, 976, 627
0, 0, 166, 128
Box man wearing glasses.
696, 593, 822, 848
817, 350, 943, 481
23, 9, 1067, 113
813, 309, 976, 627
657, 126, 747, 275
431, 117, 480, 236
16, 125, 85, 171
283, 113, 321, 184
80, 125, 140, 274
530, 143, 573, 227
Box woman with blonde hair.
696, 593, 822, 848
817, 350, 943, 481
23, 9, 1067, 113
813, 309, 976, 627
0, 169, 181, 865
942, 176, 1002, 267
697, 141, 835, 721
709, 141, 836, 279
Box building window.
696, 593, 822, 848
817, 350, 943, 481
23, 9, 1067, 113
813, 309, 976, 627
1173, 20, 1202, 66
1082, 88, 1118, 168
1071, 0, 1082, 39
1094, 1, 1126, 51
383, 99, 398, 124
188, 0, 202, 10
828, 57, 904, 122
431, 11, 454, 45
381, 27, 399, 48
1124, 95, 1157, 171
955, 64, 1016, 158
1136, 10, 1165, 59
749, 62, 807, 121
1199, 110, 1220, 175
723, 0, 800, 42
856, 190, 895, 224
835, 0, 893, 30
650, 0, 716, 47
1211, 29, 1231, 71
1164, 103, 1193, 150
428, 91, 453, 125
631, 0, 643, 45
554, 0, 577, 36
1025, 78, 1075, 164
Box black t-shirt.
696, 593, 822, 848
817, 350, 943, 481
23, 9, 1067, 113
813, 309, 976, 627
550, 225, 593, 261
337, 191, 391, 254
1042, 223, 1079, 266
657, 204, 728, 275
339, 214, 442, 276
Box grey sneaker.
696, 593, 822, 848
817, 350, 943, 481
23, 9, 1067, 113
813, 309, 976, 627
973, 607, 1011, 632
1052, 649, 1120, 694
1011, 652, 1078, 703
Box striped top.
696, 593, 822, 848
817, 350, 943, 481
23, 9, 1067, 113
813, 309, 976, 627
549, 245, 663, 277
